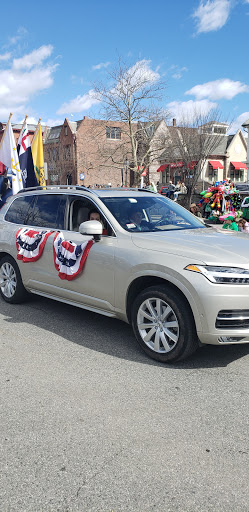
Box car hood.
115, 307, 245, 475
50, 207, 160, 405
131, 227, 249, 266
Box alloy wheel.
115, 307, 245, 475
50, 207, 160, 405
0, 262, 17, 298
137, 297, 180, 353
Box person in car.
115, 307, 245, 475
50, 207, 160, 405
88, 209, 107, 234
127, 207, 153, 231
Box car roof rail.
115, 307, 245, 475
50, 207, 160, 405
17, 184, 97, 195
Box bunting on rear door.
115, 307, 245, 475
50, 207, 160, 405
16, 228, 54, 262
53, 232, 93, 280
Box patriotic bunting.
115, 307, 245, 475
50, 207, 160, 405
16, 228, 54, 262
53, 232, 93, 281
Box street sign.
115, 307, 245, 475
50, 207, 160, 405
80, 172, 85, 181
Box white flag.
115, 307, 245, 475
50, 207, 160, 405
0, 121, 23, 194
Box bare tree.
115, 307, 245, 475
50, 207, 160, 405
162, 109, 228, 206
92, 58, 169, 185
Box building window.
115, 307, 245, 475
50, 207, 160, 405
146, 125, 155, 137
64, 126, 68, 136
106, 126, 121, 140
63, 145, 71, 160
230, 169, 244, 182
208, 165, 218, 182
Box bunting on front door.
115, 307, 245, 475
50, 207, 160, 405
53, 232, 93, 280
16, 228, 54, 262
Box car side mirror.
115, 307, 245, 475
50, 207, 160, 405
79, 220, 103, 241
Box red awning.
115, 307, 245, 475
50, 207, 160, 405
208, 160, 224, 169
231, 161, 247, 170
170, 161, 183, 168
157, 164, 168, 172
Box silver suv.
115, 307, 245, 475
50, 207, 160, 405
1, 185, 249, 363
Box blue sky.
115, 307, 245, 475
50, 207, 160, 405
0, 0, 248, 134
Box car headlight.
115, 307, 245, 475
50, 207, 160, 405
185, 264, 249, 284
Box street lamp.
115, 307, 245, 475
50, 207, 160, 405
124, 158, 129, 187
242, 118, 249, 183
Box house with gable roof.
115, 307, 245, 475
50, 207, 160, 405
157, 121, 248, 189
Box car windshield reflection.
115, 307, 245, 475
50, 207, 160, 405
102, 195, 206, 232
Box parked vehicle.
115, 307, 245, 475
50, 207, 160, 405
1, 185, 249, 363
159, 186, 170, 197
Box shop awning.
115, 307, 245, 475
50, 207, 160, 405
208, 160, 224, 169
231, 161, 247, 170
170, 161, 183, 168
157, 164, 168, 172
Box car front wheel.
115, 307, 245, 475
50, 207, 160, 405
132, 285, 198, 363
0, 256, 28, 304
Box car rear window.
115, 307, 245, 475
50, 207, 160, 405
5, 195, 35, 224
5, 194, 67, 229
32, 194, 67, 229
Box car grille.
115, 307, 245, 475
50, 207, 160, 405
216, 310, 249, 329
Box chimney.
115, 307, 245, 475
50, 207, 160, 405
173, 118, 176, 127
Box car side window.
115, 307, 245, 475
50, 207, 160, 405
5, 196, 35, 225
32, 194, 67, 229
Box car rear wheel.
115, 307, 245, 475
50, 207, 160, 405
132, 285, 198, 363
0, 256, 28, 304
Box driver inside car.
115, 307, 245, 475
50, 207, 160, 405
127, 207, 153, 232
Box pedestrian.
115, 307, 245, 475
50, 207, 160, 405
238, 218, 249, 233
222, 216, 239, 231
173, 180, 181, 201
190, 203, 202, 218
166, 181, 175, 198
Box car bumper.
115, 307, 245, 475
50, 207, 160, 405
194, 279, 249, 346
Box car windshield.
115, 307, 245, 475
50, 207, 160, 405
101, 195, 206, 232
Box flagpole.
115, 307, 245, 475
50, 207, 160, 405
20, 114, 28, 134
32, 118, 41, 146
0, 112, 13, 152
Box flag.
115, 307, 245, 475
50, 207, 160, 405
16, 228, 54, 262
0, 120, 23, 194
53, 232, 94, 280
17, 122, 38, 188
32, 125, 45, 186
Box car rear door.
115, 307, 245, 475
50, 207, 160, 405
21, 193, 116, 315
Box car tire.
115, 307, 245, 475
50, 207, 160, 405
0, 255, 28, 304
131, 285, 198, 363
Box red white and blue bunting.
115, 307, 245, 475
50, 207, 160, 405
16, 228, 54, 262
53, 232, 93, 281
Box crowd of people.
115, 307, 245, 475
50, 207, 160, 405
189, 202, 249, 233
165, 180, 187, 200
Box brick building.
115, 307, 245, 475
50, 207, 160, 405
0, 121, 48, 147
44, 117, 133, 187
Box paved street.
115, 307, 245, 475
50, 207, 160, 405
0, 294, 249, 512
